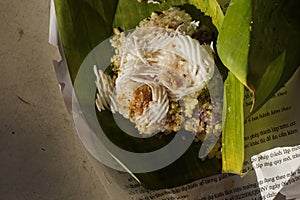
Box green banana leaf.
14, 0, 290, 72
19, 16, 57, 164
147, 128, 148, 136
217, 0, 300, 173
221, 72, 244, 173
54, 0, 119, 81
53, 0, 300, 189
218, 0, 300, 114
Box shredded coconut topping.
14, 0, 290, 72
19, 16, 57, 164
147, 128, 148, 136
94, 8, 217, 136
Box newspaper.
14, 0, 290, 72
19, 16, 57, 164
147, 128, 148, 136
252, 146, 300, 200
68, 69, 299, 200
49, 1, 300, 199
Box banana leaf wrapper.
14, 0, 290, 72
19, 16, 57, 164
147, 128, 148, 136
54, 0, 300, 189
